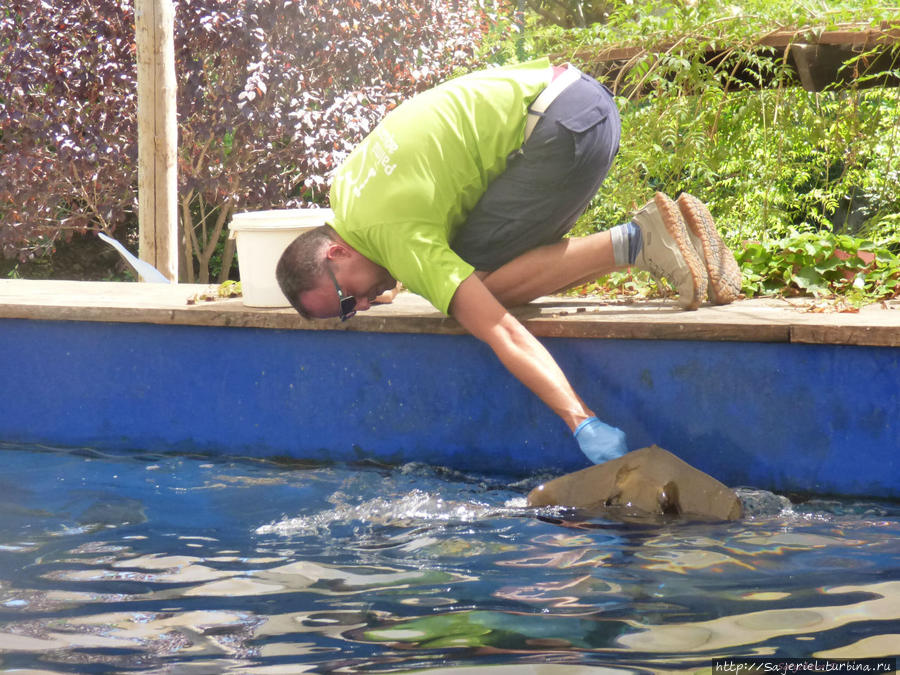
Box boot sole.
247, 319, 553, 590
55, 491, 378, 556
677, 193, 742, 305
654, 192, 706, 311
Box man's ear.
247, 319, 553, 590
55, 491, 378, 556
324, 242, 352, 262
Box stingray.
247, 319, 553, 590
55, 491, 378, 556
528, 445, 742, 521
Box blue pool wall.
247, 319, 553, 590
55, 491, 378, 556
2, 318, 897, 498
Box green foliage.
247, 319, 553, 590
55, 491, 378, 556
568, 231, 900, 306
483, 0, 900, 298
531, 0, 900, 55
577, 84, 900, 248
524, 0, 615, 28
737, 232, 900, 306
186, 280, 242, 304
501, 0, 900, 306
567, 268, 669, 300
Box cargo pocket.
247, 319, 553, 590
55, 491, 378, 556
558, 105, 609, 163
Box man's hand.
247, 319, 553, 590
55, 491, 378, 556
373, 282, 401, 304
574, 417, 628, 464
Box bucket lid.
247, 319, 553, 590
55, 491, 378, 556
229, 208, 334, 232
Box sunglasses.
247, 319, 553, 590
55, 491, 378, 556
324, 261, 357, 321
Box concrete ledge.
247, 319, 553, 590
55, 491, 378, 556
1, 279, 898, 347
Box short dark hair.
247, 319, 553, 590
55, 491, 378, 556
276, 224, 339, 318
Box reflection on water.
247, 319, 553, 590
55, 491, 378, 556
0, 444, 898, 673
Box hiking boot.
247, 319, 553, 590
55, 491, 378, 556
632, 192, 706, 310
677, 193, 742, 305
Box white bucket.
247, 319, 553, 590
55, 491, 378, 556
229, 208, 334, 307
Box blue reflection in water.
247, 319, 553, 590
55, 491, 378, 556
0, 444, 898, 674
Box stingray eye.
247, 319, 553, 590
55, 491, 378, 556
660, 498, 680, 516
658, 481, 681, 515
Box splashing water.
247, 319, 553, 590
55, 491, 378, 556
256, 488, 518, 536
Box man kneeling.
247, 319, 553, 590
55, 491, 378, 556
277, 59, 741, 466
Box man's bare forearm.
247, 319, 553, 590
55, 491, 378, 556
449, 274, 594, 431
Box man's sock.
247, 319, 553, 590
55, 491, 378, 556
609, 221, 643, 266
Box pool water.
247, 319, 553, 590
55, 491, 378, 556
0, 444, 898, 673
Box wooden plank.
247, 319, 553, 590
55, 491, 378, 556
791, 324, 900, 347
585, 23, 900, 62
572, 23, 900, 95
516, 300, 793, 342
2, 280, 898, 347
758, 24, 900, 48
135, 0, 178, 281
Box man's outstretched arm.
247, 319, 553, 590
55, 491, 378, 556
450, 274, 591, 431
449, 274, 628, 464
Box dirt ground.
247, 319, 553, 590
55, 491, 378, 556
1, 234, 134, 282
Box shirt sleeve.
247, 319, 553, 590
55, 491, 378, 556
352, 220, 474, 315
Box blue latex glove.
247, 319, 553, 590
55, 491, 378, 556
574, 416, 628, 464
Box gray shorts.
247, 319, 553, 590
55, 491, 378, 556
451, 70, 621, 270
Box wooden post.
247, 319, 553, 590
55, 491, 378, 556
135, 0, 178, 282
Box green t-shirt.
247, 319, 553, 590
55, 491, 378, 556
329, 58, 553, 314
